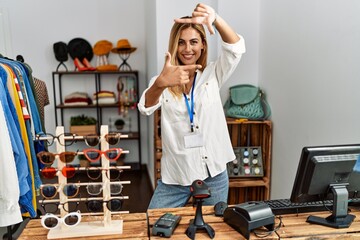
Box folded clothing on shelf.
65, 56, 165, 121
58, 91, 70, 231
64, 92, 92, 105
93, 90, 116, 104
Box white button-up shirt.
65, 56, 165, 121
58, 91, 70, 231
138, 36, 246, 185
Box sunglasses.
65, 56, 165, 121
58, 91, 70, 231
37, 151, 78, 165
41, 165, 76, 179
83, 148, 123, 162
86, 183, 123, 196
83, 132, 122, 147
41, 211, 81, 229
86, 167, 122, 181
40, 184, 80, 199
86, 198, 123, 212
35, 133, 78, 147
41, 200, 79, 214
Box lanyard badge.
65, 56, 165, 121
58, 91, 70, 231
183, 72, 204, 148
183, 72, 197, 132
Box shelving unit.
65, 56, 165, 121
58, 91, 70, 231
226, 118, 272, 204
153, 111, 272, 204
52, 70, 141, 168
154, 109, 162, 183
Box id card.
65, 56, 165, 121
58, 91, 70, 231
184, 132, 204, 148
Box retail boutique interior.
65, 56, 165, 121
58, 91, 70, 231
1, 0, 360, 239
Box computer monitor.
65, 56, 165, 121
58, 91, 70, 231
290, 144, 360, 228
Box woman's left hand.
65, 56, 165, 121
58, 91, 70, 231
174, 3, 217, 35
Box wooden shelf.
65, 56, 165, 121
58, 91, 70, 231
227, 119, 272, 204
56, 102, 137, 109
53, 70, 138, 75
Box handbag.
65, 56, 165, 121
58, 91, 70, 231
223, 84, 271, 120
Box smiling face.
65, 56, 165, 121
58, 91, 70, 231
177, 27, 204, 66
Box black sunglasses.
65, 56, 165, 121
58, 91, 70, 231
86, 198, 123, 212
83, 132, 122, 147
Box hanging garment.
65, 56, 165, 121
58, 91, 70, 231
33, 77, 49, 124
0, 62, 36, 217
0, 100, 23, 227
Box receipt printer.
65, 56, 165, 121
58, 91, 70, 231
223, 202, 275, 239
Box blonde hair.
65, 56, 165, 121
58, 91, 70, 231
168, 17, 208, 97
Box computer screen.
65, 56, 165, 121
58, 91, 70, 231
290, 144, 360, 228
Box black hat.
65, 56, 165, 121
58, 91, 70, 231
67, 38, 93, 61
53, 41, 68, 62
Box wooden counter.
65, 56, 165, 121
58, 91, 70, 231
147, 205, 273, 240
275, 208, 360, 239
18, 213, 148, 240
148, 206, 360, 240
18, 206, 360, 239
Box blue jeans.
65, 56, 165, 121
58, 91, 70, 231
148, 170, 229, 209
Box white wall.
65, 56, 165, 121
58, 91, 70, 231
260, 0, 360, 199
1, 0, 360, 200
0, 0, 149, 167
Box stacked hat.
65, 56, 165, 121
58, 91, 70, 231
93, 40, 118, 71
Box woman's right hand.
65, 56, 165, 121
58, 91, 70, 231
175, 3, 217, 35
155, 52, 202, 89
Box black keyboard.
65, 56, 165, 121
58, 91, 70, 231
260, 199, 333, 215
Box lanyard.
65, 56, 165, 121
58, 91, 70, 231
183, 72, 197, 132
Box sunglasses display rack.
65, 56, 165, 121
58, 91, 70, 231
43, 125, 130, 239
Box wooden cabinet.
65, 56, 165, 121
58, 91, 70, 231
153, 111, 272, 204
52, 70, 141, 168
226, 119, 272, 204
154, 109, 162, 183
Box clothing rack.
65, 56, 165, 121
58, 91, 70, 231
0, 55, 47, 239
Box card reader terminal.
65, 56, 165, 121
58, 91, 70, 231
152, 213, 181, 237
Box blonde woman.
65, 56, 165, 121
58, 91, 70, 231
138, 3, 246, 209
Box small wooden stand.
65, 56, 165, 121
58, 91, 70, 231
45, 125, 127, 239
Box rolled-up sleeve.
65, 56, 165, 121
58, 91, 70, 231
137, 76, 162, 116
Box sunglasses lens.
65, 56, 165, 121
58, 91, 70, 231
63, 184, 78, 197
62, 166, 75, 178
105, 133, 120, 145
37, 152, 55, 165
63, 202, 79, 212
42, 203, 59, 214
106, 149, 121, 161
41, 167, 57, 179
87, 185, 102, 196
110, 183, 123, 195
41, 185, 57, 198
37, 133, 55, 146
84, 150, 100, 162
84, 134, 100, 146
64, 213, 80, 226
86, 168, 101, 180
107, 169, 121, 180
59, 152, 76, 163
87, 200, 103, 212
108, 199, 123, 211
59, 133, 76, 146
42, 216, 59, 229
